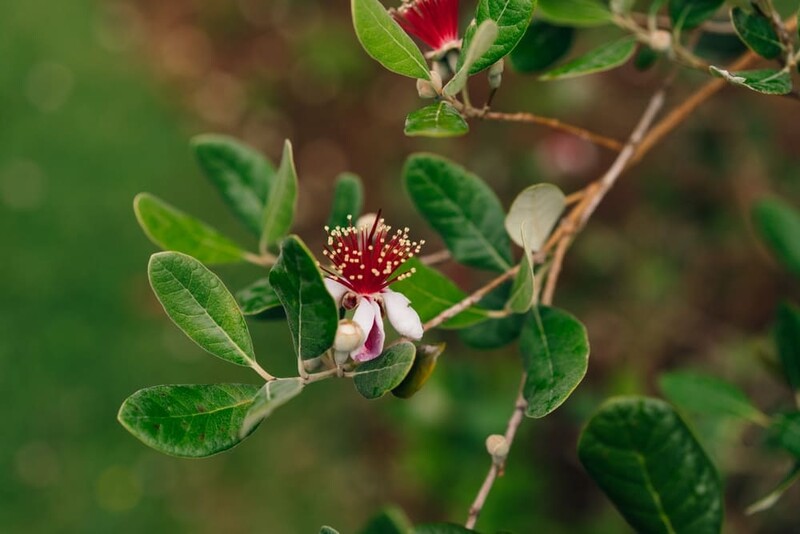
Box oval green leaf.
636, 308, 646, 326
752, 197, 800, 275
521, 306, 589, 418
772, 412, 800, 459
134, 193, 246, 264
391, 258, 491, 329
240, 378, 304, 437
353, 342, 416, 399
359, 507, 413, 534
669, 0, 724, 30
328, 172, 364, 229
505, 183, 566, 250
404, 154, 512, 272
510, 21, 575, 73
776, 301, 800, 393
260, 140, 298, 253
351, 0, 431, 80
414, 525, 476, 533
269, 236, 338, 360
731, 7, 783, 60
404, 102, 469, 138
540, 37, 637, 81
393, 342, 444, 398
709, 67, 792, 95
236, 277, 282, 316
118, 384, 261, 458
578, 396, 723, 534
461, 0, 534, 74
538, 0, 613, 27
659, 370, 769, 426
191, 134, 274, 235
148, 252, 256, 367
506, 235, 534, 313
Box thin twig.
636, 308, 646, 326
422, 267, 518, 332
463, 85, 668, 530
478, 111, 625, 152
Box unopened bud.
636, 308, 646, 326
488, 59, 504, 90
417, 79, 438, 99
334, 319, 365, 353
486, 434, 509, 463
650, 30, 672, 52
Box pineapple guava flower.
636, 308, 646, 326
322, 213, 424, 362
392, 0, 461, 56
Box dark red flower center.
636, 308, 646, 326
322, 212, 423, 296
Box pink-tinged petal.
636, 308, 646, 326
382, 289, 424, 340
351, 297, 375, 341
351, 300, 386, 362
324, 278, 349, 306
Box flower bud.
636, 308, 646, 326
417, 79, 437, 99
486, 434, 509, 463
650, 30, 672, 52
488, 59, 504, 90
334, 319, 365, 353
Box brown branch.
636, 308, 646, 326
419, 249, 452, 266
463, 85, 668, 530
479, 111, 625, 152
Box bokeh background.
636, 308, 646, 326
2, 0, 799, 532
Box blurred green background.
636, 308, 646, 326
2, 0, 799, 532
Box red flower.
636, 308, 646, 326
392, 0, 461, 54
322, 213, 425, 362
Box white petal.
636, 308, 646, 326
382, 289, 423, 340
351, 298, 375, 346
324, 278, 349, 306
351, 300, 385, 362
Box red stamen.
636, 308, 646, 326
323, 212, 424, 296
392, 0, 460, 52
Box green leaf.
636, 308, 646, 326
709, 66, 792, 95
320, 527, 341, 534
776, 301, 800, 392
445, 20, 499, 95
404, 102, 470, 138
148, 252, 256, 367
540, 37, 637, 81
359, 507, 413, 534
659, 371, 769, 425
505, 183, 566, 250
510, 21, 575, 73
731, 7, 783, 59
236, 278, 282, 316
414, 525, 476, 533
538, 0, 613, 27
460, 282, 525, 349
753, 197, 800, 276
578, 396, 723, 534
240, 378, 304, 437
391, 258, 491, 329
327, 172, 364, 229
191, 134, 274, 235
269, 236, 338, 360
461, 0, 536, 74
633, 45, 659, 71
260, 140, 298, 252
118, 384, 261, 458
393, 343, 445, 398
521, 307, 590, 418
669, 0, 724, 30
746, 463, 800, 515
771, 412, 800, 458
404, 154, 512, 272
351, 0, 431, 80
134, 193, 246, 264
506, 236, 534, 313
353, 342, 416, 399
